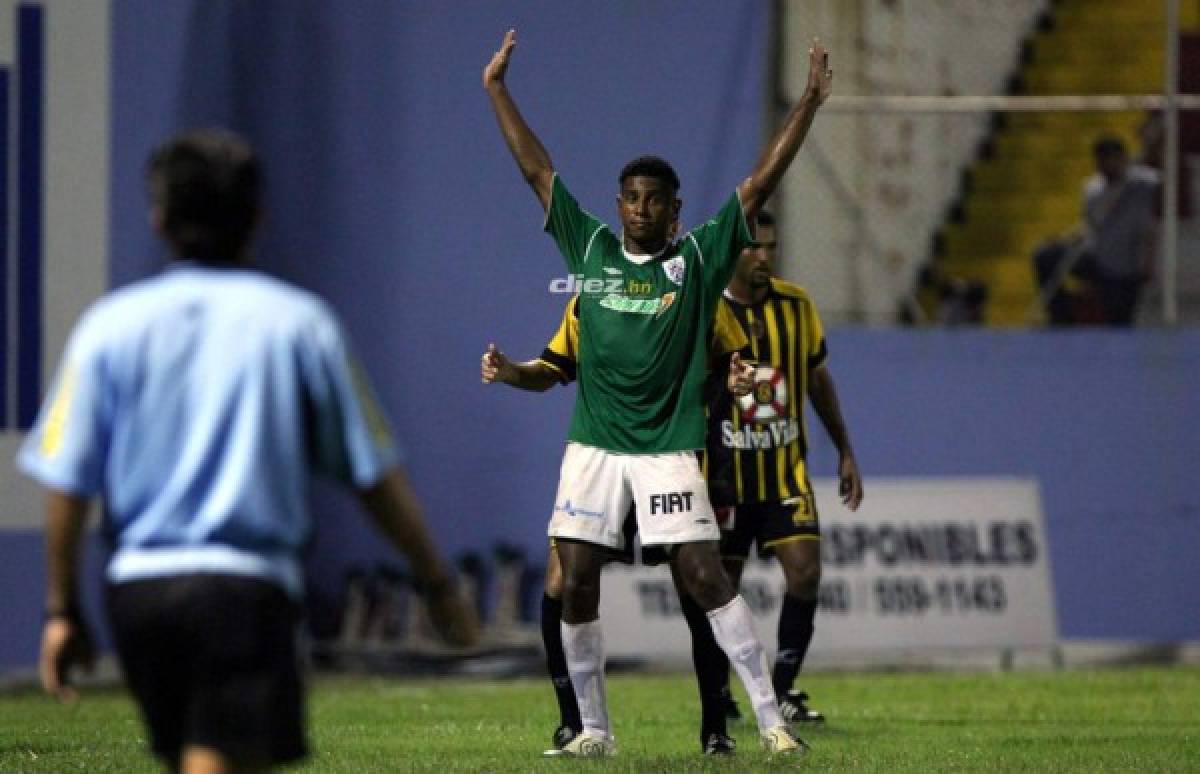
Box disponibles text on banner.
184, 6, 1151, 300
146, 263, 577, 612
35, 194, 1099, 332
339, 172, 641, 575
599, 478, 1058, 660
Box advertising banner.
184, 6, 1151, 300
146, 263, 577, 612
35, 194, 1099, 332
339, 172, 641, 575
599, 478, 1058, 660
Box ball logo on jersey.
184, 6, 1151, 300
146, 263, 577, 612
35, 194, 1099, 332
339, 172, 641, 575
736, 364, 789, 423
661, 255, 686, 286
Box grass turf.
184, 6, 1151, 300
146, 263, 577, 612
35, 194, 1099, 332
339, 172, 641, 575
0, 666, 1197, 772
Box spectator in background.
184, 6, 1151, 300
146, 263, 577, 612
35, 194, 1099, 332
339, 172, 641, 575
1035, 135, 1160, 326
902, 265, 987, 326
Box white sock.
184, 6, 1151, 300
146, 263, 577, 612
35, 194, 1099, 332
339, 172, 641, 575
561, 619, 610, 736
707, 595, 784, 731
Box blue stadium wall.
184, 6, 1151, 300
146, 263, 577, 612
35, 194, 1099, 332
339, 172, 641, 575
1, 2, 1198, 670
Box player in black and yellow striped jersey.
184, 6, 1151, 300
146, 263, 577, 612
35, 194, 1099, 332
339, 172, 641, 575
481, 294, 750, 754
703, 210, 863, 725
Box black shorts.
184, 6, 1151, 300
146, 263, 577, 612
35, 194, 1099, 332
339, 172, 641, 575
106, 574, 307, 766
718, 491, 821, 561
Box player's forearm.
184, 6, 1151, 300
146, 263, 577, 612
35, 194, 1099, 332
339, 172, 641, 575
504, 361, 560, 392
487, 82, 554, 208
808, 367, 855, 458
738, 92, 821, 218
44, 491, 90, 617
359, 469, 455, 590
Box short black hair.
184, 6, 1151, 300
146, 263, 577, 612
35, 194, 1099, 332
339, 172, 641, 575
619, 155, 680, 193
1093, 135, 1127, 159
147, 128, 262, 262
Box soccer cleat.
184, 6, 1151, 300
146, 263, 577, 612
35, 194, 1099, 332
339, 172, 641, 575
550, 724, 578, 750
541, 724, 581, 757
703, 732, 737, 756
556, 729, 617, 758
760, 724, 809, 755
778, 690, 825, 724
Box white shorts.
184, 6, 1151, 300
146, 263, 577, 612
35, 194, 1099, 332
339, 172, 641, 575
548, 442, 720, 550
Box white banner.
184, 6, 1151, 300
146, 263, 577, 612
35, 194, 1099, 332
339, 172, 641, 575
599, 477, 1057, 660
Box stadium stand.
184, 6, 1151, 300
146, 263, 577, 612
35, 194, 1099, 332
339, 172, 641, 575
931, 0, 1200, 326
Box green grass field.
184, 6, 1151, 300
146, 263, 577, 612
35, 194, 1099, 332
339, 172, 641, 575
1, 667, 1198, 772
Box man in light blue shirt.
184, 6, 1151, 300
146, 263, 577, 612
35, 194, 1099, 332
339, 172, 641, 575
18, 129, 477, 773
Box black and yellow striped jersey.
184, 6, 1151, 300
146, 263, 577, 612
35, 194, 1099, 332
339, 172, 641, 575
536, 295, 748, 386
703, 278, 827, 506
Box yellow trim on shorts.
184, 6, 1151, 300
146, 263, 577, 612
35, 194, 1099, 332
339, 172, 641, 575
762, 534, 822, 550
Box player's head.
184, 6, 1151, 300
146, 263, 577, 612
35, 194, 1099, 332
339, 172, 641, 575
733, 210, 778, 291
1092, 135, 1128, 182
147, 128, 263, 263
617, 155, 682, 252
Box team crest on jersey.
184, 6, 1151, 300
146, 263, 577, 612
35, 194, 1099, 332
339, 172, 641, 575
737, 365, 790, 423
661, 255, 686, 286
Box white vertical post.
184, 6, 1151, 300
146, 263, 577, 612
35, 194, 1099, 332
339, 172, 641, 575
1163, 0, 1181, 325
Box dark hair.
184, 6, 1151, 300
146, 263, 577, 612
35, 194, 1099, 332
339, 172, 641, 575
1092, 135, 1127, 159
619, 155, 680, 193
147, 128, 262, 261
755, 210, 776, 228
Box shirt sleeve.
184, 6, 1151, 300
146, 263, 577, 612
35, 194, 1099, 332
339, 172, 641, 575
299, 307, 401, 489
536, 296, 579, 384
543, 175, 609, 274
710, 299, 749, 356
686, 190, 753, 296
17, 321, 111, 496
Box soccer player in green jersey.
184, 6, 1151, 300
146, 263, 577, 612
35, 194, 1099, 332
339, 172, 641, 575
482, 295, 752, 756
484, 28, 831, 757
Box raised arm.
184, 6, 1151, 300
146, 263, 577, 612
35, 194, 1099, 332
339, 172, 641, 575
737, 40, 833, 220
484, 29, 555, 210
807, 364, 863, 510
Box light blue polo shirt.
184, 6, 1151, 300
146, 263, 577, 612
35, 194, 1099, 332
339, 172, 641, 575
18, 262, 400, 598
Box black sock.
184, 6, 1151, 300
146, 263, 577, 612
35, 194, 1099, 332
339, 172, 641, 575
679, 591, 729, 740
541, 593, 581, 731
772, 593, 817, 697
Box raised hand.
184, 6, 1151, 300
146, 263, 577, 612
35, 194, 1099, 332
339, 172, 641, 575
727, 352, 755, 397
481, 342, 514, 384
805, 39, 833, 106
483, 29, 517, 90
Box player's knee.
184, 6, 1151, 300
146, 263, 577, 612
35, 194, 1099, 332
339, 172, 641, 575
560, 566, 600, 607
784, 560, 821, 600
682, 561, 733, 610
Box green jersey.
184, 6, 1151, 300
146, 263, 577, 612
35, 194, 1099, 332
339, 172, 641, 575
544, 175, 751, 453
